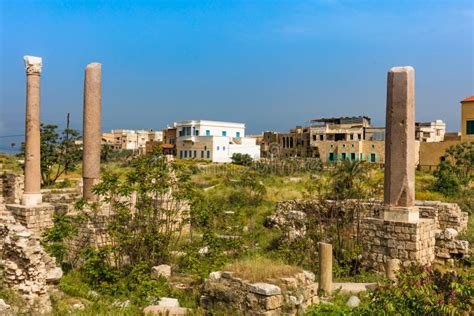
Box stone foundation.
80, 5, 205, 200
201, 270, 319, 315
269, 199, 469, 267
5, 204, 54, 237
360, 217, 436, 271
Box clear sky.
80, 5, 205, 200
1, 0, 473, 151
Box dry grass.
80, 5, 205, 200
223, 257, 303, 283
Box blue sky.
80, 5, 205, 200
1, 0, 473, 151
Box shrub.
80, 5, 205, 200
357, 265, 474, 315
231, 153, 253, 166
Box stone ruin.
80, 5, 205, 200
201, 270, 319, 315
0, 214, 62, 314
268, 199, 469, 269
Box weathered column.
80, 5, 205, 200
385, 258, 400, 281
82, 63, 102, 201
318, 242, 332, 294
383, 66, 418, 222
22, 56, 43, 207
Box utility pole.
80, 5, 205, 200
65, 113, 70, 174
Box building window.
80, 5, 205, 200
320, 135, 324, 141
189, 150, 192, 157
350, 134, 354, 140
201, 151, 204, 158
370, 153, 376, 163
371, 144, 375, 149
358, 134, 362, 140
184, 151, 187, 158
236, 132, 241, 137
290, 138, 294, 148
467, 120, 474, 135
342, 144, 346, 148
207, 151, 210, 158
195, 130, 199, 136
217, 146, 220, 151
222, 131, 227, 136
351, 144, 354, 148
330, 144, 334, 148
194, 151, 197, 158
313, 135, 316, 141
223, 146, 226, 151
329, 153, 336, 161
206, 130, 210, 136
341, 153, 347, 160
204, 146, 207, 150
180, 151, 183, 158
351, 153, 356, 160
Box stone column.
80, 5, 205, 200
383, 66, 418, 222
385, 258, 400, 281
318, 242, 332, 294
82, 63, 102, 201
22, 56, 43, 207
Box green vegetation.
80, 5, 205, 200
306, 264, 474, 315
0, 153, 22, 173
223, 257, 303, 283
32, 149, 473, 314
18, 124, 82, 187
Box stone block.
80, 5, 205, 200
249, 283, 281, 296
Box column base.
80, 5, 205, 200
21, 193, 43, 207
382, 206, 419, 222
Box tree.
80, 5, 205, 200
231, 153, 253, 166
22, 124, 82, 187
86, 148, 195, 268
331, 159, 369, 199
433, 142, 474, 197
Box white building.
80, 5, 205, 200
415, 120, 446, 142
174, 120, 260, 163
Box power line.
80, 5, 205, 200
0, 134, 24, 138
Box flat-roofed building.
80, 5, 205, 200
174, 120, 260, 163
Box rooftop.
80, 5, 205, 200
461, 95, 474, 102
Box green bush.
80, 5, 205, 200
357, 265, 473, 315
231, 153, 253, 166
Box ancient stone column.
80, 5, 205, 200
383, 66, 418, 222
318, 242, 332, 294
22, 56, 43, 207
385, 258, 400, 281
82, 63, 102, 201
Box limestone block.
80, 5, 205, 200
249, 283, 281, 296
143, 306, 190, 315
263, 294, 283, 310
158, 297, 180, 307
346, 296, 361, 308
151, 264, 171, 279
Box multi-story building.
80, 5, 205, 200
461, 96, 474, 142
102, 129, 163, 153
415, 120, 446, 142
174, 120, 260, 163
307, 117, 386, 163
419, 96, 473, 170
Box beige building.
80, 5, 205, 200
102, 129, 163, 153
461, 95, 474, 142
418, 96, 474, 170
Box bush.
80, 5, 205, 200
231, 153, 253, 166
357, 265, 473, 315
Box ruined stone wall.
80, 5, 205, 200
201, 270, 318, 315
270, 199, 469, 268
0, 215, 62, 314
0, 173, 24, 205
5, 204, 54, 237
